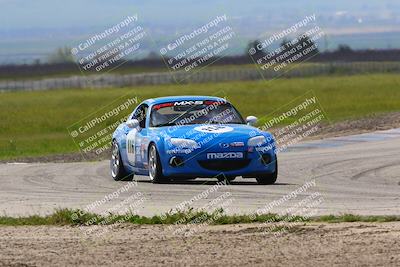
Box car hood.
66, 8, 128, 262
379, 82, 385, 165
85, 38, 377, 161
153, 124, 271, 142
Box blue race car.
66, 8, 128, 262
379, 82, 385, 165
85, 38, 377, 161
111, 96, 278, 184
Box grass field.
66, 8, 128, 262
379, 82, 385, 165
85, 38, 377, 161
1, 208, 399, 226
0, 73, 399, 160
2, 61, 398, 81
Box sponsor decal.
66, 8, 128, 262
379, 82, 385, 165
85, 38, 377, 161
219, 141, 244, 148
194, 125, 233, 133
174, 100, 204, 106
220, 143, 230, 148
167, 148, 193, 155
206, 152, 244, 159
229, 141, 244, 147
153, 100, 224, 110
255, 145, 274, 153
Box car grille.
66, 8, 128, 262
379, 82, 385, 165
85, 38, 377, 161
198, 159, 250, 171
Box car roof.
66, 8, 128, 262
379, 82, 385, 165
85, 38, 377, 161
143, 95, 228, 105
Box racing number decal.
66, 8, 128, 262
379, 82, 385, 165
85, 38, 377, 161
126, 129, 137, 165
194, 125, 233, 133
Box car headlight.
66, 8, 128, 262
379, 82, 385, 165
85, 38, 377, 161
247, 136, 266, 146
169, 138, 198, 149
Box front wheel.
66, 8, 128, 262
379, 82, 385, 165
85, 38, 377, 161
148, 144, 169, 184
256, 160, 278, 185
111, 140, 133, 181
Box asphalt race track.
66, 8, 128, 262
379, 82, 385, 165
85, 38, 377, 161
1, 129, 400, 217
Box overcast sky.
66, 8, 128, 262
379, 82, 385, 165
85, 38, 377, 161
1, 0, 399, 30
1, 0, 399, 63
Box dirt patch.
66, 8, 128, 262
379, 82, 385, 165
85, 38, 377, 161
0, 222, 399, 266
2, 112, 400, 164
311, 112, 400, 139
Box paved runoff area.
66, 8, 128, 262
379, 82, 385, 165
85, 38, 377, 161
1, 129, 400, 217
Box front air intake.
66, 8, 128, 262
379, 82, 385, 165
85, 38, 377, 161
198, 159, 250, 171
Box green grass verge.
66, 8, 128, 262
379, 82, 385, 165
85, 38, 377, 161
0, 208, 399, 226
315, 214, 400, 223
0, 73, 399, 160
1, 61, 396, 81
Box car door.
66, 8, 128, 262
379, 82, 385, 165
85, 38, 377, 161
126, 104, 148, 168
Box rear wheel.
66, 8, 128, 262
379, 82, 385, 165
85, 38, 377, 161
111, 140, 133, 181
148, 144, 169, 184
256, 160, 278, 185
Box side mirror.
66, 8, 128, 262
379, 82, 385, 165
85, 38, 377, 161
126, 119, 139, 128
246, 116, 258, 126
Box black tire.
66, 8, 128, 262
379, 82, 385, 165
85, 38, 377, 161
110, 140, 133, 181
148, 143, 169, 184
256, 160, 278, 185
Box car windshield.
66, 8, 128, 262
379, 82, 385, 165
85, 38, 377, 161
150, 100, 245, 127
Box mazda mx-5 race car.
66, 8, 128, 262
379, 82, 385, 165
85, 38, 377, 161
111, 96, 278, 184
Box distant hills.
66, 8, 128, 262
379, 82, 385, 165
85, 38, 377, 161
1, 0, 399, 64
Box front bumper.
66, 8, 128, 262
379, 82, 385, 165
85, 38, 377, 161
160, 145, 277, 178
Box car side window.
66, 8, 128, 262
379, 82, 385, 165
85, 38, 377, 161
132, 104, 148, 128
